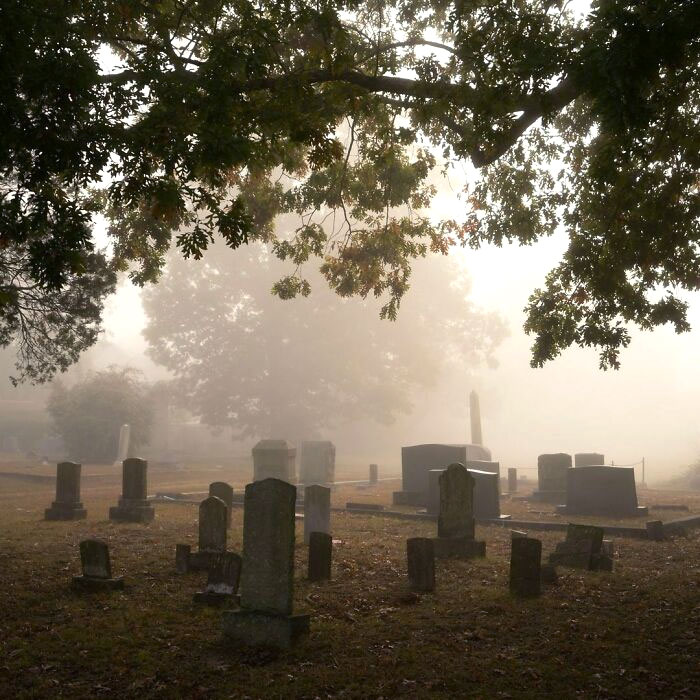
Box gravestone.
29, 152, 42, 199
252, 440, 296, 483
303, 484, 330, 544
45, 462, 87, 520
369, 464, 378, 484
393, 443, 492, 506
113, 423, 131, 466
549, 523, 612, 571
299, 441, 335, 485
179, 496, 228, 572
308, 531, 332, 582
407, 537, 435, 592
193, 552, 242, 606
646, 520, 665, 541
575, 452, 605, 467
557, 466, 648, 517
510, 537, 542, 597
431, 464, 485, 559
532, 453, 571, 503
209, 481, 233, 528
427, 467, 501, 520
508, 468, 518, 494
108, 458, 155, 523
72, 539, 124, 591
222, 479, 310, 648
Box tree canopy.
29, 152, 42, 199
2, 0, 699, 378
143, 241, 505, 439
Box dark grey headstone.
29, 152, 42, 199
369, 464, 378, 484
574, 453, 605, 467
308, 531, 332, 582
563, 466, 644, 517
209, 482, 233, 528
510, 537, 542, 597
199, 496, 227, 553
507, 467, 517, 493
45, 462, 86, 520
239, 478, 296, 615
406, 537, 435, 592
109, 458, 155, 523
303, 484, 330, 544
533, 453, 571, 501
437, 464, 475, 539
80, 539, 111, 579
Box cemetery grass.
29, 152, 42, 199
0, 473, 699, 698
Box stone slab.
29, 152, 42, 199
222, 610, 310, 649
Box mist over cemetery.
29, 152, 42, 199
2, 1, 700, 698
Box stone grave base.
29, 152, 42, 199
109, 504, 155, 523
45, 503, 87, 520
431, 537, 486, 559
530, 490, 566, 503
222, 610, 310, 649
72, 575, 124, 592
193, 591, 240, 607
555, 505, 648, 517
392, 491, 425, 507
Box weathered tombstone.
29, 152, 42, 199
574, 452, 605, 467
427, 466, 501, 520
303, 484, 330, 544
549, 523, 612, 571
369, 463, 378, 484
431, 463, 485, 559
510, 536, 542, 597
532, 453, 571, 503
222, 479, 310, 648
180, 496, 228, 571
646, 520, 665, 541
557, 466, 648, 517
193, 552, 242, 606
407, 537, 435, 592
393, 443, 492, 506
45, 462, 87, 520
299, 441, 335, 485
209, 481, 233, 528
109, 458, 155, 523
72, 539, 124, 591
252, 440, 296, 483
308, 531, 332, 582
508, 467, 518, 494
113, 423, 131, 466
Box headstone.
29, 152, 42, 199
369, 464, 378, 484
557, 466, 648, 517
510, 536, 542, 597
299, 441, 335, 485
45, 462, 87, 520
209, 481, 233, 528
427, 467, 501, 520
180, 496, 228, 571
532, 453, 571, 503
431, 464, 485, 559
406, 537, 435, 592
646, 520, 665, 541
193, 552, 242, 606
109, 458, 155, 523
222, 479, 310, 648
72, 539, 124, 591
113, 423, 131, 466
308, 531, 332, 582
508, 467, 518, 493
252, 440, 296, 483
469, 390, 483, 446
304, 485, 330, 544
393, 443, 492, 507
549, 523, 612, 571
575, 452, 605, 467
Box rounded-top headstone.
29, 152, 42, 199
199, 496, 228, 553
56, 461, 82, 503
437, 463, 475, 539
209, 481, 233, 528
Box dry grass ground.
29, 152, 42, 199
0, 461, 699, 699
